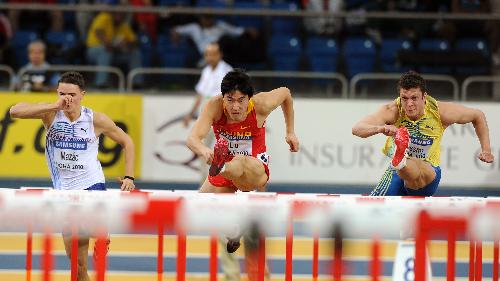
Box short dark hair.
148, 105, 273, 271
58, 71, 85, 90
398, 70, 426, 93
221, 69, 255, 98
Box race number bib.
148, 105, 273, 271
226, 138, 252, 156
407, 137, 433, 159
53, 140, 87, 171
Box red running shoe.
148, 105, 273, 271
209, 138, 231, 176
392, 127, 409, 169
93, 236, 110, 265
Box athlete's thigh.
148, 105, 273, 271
62, 233, 90, 259
405, 157, 436, 188
233, 156, 267, 190
199, 177, 236, 193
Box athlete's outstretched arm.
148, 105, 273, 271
187, 97, 219, 164
94, 112, 136, 191
10, 95, 71, 125
439, 102, 493, 163
352, 102, 399, 138
255, 87, 299, 152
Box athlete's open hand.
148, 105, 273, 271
478, 151, 494, 163
286, 133, 299, 152
379, 125, 398, 136
118, 177, 135, 191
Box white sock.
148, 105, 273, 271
392, 155, 407, 170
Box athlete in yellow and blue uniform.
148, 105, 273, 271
352, 71, 494, 196
374, 95, 444, 195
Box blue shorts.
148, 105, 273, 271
85, 182, 106, 191
370, 165, 441, 196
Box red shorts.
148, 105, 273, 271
208, 159, 270, 190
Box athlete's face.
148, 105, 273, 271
223, 91, 249, 122
57, 82, 85, 113
400, 87, 426, 121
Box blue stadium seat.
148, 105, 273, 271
380, 38, 413, 73
231, 2, 265, 29
270, 2, 299, 36
267, 35, 302, 71
417, 38, 452, 74
11, 31, 40, 67
343, 37, 376, 78
455, 38, 490, 75
159, 0, 190, 6
138, 33, 153, 67
45, 31, 77, 64
305, 37, 338, 72
157, 34, 189, 68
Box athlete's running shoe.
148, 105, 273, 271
209, 138, 231, 176
93, 236, 110, 265
392, 127, 410, 170
226, 237, 241, 253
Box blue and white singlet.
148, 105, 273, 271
45, 106, 105, 190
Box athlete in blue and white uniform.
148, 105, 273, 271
10, 71, 135, 281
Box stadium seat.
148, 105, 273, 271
455, 38, 490, 75
44, 31, 78, 64
380, 38, 413, 73
343, 37, 376, 78
417, 38, 452, 74
231, 2, 265, 29
138, 33, 153, 67
159, 0, 189, 6
157, 34, 189, 68
11, 30, 40, 67
305, 37, 339, 72
267, 35, 302, 71
270, 2, 299, 36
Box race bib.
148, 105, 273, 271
54, 140, 87, 171
225, 137, 252, 156
407, 137, 433, 159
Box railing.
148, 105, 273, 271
349, 72, 460, 100
17, 65, 126, 92
128, 68, 349, 98
0, 65, 15, 91
1, 2, 500, 20
461, 75, 500, 101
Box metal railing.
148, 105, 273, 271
349, 73, 460, 100
461, 75, 500, 101
0, 65, 15, 91
17, 65, 126, 92
1, 3, 500, 21
128, 68, 349, 97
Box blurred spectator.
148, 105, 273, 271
8, 0, 64, 33
16, 40, 59, 92
431, 0, 490, 43
303, 0, 344, 37
171, 15, 262, 65
86, 9, 143, 88
130, 0, 158, 43
343, 0, 384, 43
0, 12, 16, 67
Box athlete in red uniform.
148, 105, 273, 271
187, 70, 299, 277
187, 68, 299, 193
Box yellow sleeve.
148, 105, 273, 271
86, 13, 113, 48
118, 24, 137, 43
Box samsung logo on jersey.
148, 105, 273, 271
54, 140, 87, 150
410, 137, 433, 146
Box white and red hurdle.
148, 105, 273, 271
0, 188, 498, 281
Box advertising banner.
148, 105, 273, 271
142, 96, 499, 188
0, 93, 142, 178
